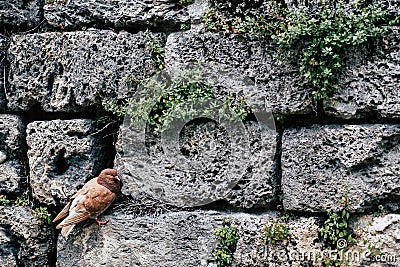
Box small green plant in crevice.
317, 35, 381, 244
16, 196, 29, 206
375, 204, 387, 216
180, 23, 191, 30
319, 193, 357, 266
204, 0, 390, 101
105, 68, 251, 135
213, 218, 240, 267
320, 195, 356, 249
273, 113, 285, 125
260, 219, 290, 245
147, 81, 250, 134
34, 207, 52, 224
146, 30, 165, 72
0, 195, 10, 206
178, 0, 193, 6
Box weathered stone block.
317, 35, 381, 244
0, 206, 55, 267
57, 210, 324, 267
282, 124, 400, 212
44, 0, 192, 30
55, 205, 400, 266
0, 115, 26, 195
116, 118, 278, 209
57, 210, 222, 267
0, 0, 43, 28
325, 27, 400, 119
7, 30, 164, 112
26, 119, 112, 206
165, 30, 314, 115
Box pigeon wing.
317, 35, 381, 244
83, 183, 117, 216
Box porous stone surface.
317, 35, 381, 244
115, 118, 278, 209
57, 209, 326, 267
56, 210, 221, 267
0, 34, 6, 110
325, 27, 400, 119
0, 206, 55, 267
55, 206, 400, 267
0, 0, 43, 28
233, 216, 323, 267
0, 115, 26, 195
165, 30, 314, 115
282, 124, 400, 212
7, 30, 164, 112
44, 0, 191, 30
26, 119, 112, 206
352, 214, 400, 266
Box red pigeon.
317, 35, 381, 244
53, 169, 122, 237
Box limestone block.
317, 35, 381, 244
282, 124, 400, 212
26, 119, 112, 205
0, 0, 43, 28
0, 206, 55, 267
8, 30, 165, 112
0, 115, 26, 195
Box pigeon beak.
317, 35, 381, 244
115, 176, 120, 181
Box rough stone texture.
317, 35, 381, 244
233, 216, 323, 267
26, 119, 112, 206
57, 210, 325, 267
325, 27, 400, 119
7, 30, 164, 112
0, 115, 26, 195
116, 118, 278, 209
0, 34, 6, 110
0, 206, 55, 267
0, 0, 43, 29
352, 214, 400, 266
282, 124, 400, 212
44, 0, 192, 30
165, 30, 314, 115
57, 210, 221, 267
55, 207, 400, 267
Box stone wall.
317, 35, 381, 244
0, 0, 399, 266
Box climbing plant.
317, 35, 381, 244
204, 0, 392, 101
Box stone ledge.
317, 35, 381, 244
55, 209, 400, 266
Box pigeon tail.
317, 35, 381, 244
61, 224, 75, 238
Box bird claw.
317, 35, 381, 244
96, 218, 109, 230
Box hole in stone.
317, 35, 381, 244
66, 131, 85, 139
54, 148, 69, 175
178, 118, 228, 160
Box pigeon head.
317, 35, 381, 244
97, 168, 122, 193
